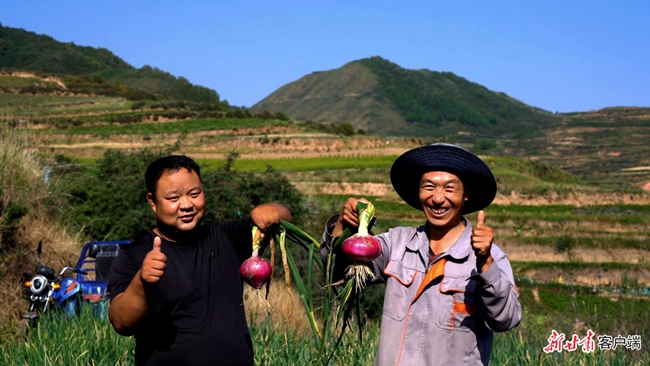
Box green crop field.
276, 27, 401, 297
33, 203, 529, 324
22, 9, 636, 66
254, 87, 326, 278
3, 285, 649, 365
199, 155, 399, 172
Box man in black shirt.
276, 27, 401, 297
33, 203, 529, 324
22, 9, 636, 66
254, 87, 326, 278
107, 155, 292, 365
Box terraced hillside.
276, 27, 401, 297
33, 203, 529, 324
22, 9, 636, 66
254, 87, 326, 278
498, 107, 650, 189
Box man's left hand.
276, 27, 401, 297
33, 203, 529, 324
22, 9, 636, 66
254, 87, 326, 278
471, 210, 494, 273
250, 203, 292, 241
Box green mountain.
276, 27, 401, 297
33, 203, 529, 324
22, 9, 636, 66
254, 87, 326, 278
251, 56, 559, 137
0, 24, 220, 103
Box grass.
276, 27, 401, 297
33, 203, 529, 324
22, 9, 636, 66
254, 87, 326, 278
1, 307, 135, 365
3, 284, 649, 365
250, 315, 379, 365
488, 285, 650, 365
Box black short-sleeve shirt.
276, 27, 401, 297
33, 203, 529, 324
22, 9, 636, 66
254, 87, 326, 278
107, 218, 254, 366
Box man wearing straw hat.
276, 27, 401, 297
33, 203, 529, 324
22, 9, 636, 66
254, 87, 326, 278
322, 143, 522, 365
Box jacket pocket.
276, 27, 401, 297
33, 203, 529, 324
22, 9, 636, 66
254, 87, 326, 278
383, 260, 418, 321
435, 276, 479, 332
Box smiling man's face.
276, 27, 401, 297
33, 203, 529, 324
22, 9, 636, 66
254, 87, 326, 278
418, 170, 468, 231
147, 167, 206, 241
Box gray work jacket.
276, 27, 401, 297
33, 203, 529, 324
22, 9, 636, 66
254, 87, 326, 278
322, 217, 522, 366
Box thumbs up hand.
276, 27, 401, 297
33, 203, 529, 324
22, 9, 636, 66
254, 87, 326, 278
471, 210, 494, 273
141, 236, 167, 283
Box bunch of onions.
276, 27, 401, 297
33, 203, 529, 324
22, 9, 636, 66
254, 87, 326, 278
240, 226, 273, 289
341, 201, 381, 292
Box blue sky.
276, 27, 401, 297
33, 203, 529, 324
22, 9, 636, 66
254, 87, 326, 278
2, 1, 649, 112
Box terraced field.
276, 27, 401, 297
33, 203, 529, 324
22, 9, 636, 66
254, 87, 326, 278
499, 107, 650, 189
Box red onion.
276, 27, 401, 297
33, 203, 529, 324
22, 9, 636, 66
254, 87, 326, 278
341, 235, 381, 263
341, 201, 381, 263
240, 253, 272, 289
340, 201, 381, 291
240, 226, 272, 289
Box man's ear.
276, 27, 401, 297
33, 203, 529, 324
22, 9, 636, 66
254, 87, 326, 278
463, 186, 471, 202
146, 192, 156, 212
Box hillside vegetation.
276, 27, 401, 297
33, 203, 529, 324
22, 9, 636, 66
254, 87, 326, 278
0, 24, 220, 103
496, 107, 650, 189
251, 56, 559, 137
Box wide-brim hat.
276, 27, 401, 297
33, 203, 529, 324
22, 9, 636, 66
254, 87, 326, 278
390, 143, 497, 214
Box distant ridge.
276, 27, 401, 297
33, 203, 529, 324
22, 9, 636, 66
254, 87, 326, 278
0, 24, 220, 103
251, 56, 559, 137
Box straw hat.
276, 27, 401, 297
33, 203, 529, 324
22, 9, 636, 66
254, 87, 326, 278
390, 143, 497, 214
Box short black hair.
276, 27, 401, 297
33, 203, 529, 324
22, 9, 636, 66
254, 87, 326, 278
145, 155, 202, 197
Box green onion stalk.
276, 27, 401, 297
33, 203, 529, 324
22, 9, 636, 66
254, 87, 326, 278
267, 201, 379, 365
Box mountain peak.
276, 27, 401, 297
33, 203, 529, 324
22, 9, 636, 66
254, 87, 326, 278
251, 57, 557, 137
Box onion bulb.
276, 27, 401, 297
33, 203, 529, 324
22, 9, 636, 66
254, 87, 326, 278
341, 201, 381, 291
341, 236, 381, 263
240, 226, 272, 289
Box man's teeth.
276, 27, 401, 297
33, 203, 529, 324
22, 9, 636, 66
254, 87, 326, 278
432, 208, 448, 214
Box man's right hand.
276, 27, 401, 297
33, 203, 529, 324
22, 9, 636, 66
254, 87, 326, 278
140, 236, 167, 283
332, 197, 369, 237
110, 235, 165, 335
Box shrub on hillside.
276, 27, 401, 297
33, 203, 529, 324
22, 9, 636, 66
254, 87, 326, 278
275, 112, 289, 121
474, 138, 497, 151
54, 149, 163, 241
335, 122, 356, 136
130, 101, 146, 110
256, 110, 276, 120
